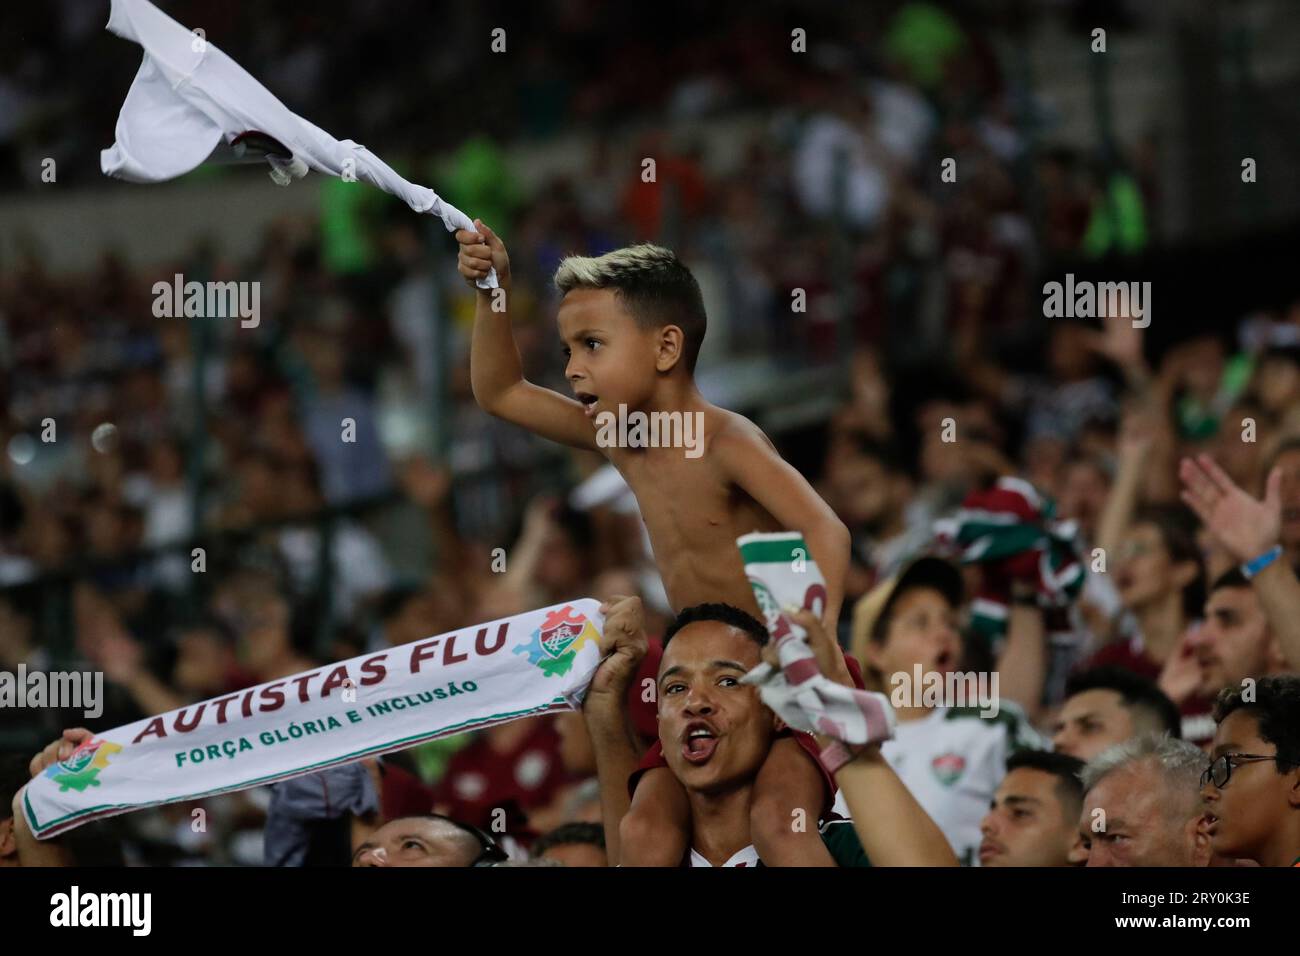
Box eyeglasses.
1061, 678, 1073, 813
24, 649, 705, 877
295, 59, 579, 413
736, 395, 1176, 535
1201, 753, 1279, 789
465, 823, 509, 866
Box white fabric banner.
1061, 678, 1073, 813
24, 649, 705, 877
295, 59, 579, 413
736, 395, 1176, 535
100, 0, 497, 287
24, 600, 604, 839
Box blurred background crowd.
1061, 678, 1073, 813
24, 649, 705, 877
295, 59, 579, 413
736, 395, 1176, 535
3, 0, 1300, 865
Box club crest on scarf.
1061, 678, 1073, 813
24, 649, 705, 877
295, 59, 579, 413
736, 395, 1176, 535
749, 578, 788, 637
513, 605, 598, 677
44, 737, 124, 793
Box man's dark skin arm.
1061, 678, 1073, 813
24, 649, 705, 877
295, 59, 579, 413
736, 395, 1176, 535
582, 596, 649, 866
785, 610, 959, 867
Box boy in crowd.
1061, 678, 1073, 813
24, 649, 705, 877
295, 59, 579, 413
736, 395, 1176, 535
850, 556, 1043, 864
459, 225, 852, 865
1200, 675, 1300, 867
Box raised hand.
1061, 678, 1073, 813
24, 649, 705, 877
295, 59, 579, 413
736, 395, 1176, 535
783, 607, 854, 688
1087, 318, 1146, 371
590, 595, 648, 698
455, 218, 511, 289
1179, 454, 1281, 562
29, 728, 93, 778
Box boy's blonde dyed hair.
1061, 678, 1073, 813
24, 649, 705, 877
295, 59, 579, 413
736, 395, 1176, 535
553, 244, 707, 373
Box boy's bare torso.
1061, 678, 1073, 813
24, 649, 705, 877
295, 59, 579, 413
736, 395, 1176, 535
605, 405, 778, 618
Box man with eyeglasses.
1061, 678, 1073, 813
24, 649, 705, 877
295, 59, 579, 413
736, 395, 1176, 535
1200, 674, 1300, 867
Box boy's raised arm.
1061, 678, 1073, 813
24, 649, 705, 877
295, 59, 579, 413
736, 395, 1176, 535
459, 221, 600, 451
714, 423, 850, 627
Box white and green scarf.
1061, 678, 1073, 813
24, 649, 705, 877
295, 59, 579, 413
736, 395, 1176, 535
738, 532, 895, 745
24, 600, 603, 839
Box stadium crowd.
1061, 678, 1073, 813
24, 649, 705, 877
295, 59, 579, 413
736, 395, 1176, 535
3, 1, 1300, 867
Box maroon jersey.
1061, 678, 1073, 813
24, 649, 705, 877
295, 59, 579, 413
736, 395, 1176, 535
431, 716, 573, 830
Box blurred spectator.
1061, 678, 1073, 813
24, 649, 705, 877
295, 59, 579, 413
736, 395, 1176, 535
531, 821, 608, 867
851, 557, 1044, 865
1051, 667, 1181, 761
430, 716, 573, 835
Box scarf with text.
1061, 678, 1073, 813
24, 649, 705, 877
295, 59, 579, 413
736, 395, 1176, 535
24, 600, 603, 839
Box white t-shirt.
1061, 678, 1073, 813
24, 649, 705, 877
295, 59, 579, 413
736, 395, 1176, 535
688, 845, 762, 868
880, 704, 1044, 866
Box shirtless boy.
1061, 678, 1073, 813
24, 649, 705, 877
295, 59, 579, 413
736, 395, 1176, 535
459, 223, 852, 865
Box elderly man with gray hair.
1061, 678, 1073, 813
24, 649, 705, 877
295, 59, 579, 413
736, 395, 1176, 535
1076, 733, 1212, 867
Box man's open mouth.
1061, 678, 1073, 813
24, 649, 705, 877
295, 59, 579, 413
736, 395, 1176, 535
576, 392, 599, 418
681, 721, 719, 764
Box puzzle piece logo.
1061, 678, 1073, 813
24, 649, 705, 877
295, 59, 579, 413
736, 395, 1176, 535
44, 737, 123, 793
513, 605, 598, 677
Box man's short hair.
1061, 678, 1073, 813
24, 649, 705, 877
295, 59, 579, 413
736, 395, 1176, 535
1213, 675, 1300, 774
1006, 749, 1086, 818
531, 821, 606, 857
661, 603, 769, 649
1065, 666, 1181, 739
554, 244, 708, 373
1080, 734, 1206, 821
490, 858, 564, 867
1209, 566, 1252, 595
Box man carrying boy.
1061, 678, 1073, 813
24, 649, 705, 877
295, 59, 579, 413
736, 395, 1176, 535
458, 225, 855, 865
